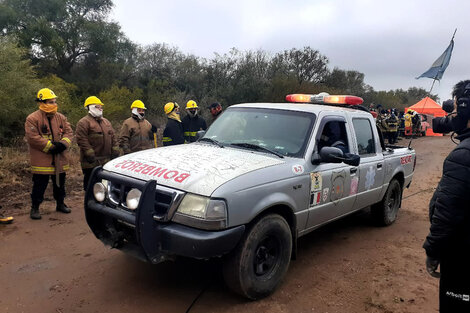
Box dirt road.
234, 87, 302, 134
0, 136, 454, 313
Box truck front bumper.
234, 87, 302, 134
84, 167, 245, 264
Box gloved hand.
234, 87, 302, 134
48, 144, 59, 155
84, 154, 96, 164
426, 256, 440, 278
151, 124, 158, 133
52, 142, 67, 154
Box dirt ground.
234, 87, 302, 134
0, 136, 454, 313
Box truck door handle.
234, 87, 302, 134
377, 163, 383, 169
350, 167, 357, 174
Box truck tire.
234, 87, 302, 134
223, 214, 292, 300
371, 179, 402, 226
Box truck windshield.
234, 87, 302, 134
203, 107, 316, 158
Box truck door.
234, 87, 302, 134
305, 116, 358, 230
351, 117, 385, 210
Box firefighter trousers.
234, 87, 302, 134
31, 173, 66, 206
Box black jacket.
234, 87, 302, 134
162, 118, 184, 146
423, 129, 470, 259
182, 115, 207, 142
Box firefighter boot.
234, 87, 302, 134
56, 202, 71, 214
30, 204, 41, 220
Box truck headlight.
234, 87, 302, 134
126, 188, 141, 210
93, 182, 106, 202
173, 194, 227, 230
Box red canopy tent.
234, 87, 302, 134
405, 97, 446, 136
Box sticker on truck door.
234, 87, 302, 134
310, 172, 322, 192
330, 170, 346, 202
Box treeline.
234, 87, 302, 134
0, 0, 436, 145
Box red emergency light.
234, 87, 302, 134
286, 93, 364, 106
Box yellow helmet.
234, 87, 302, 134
131, 100, 146, 110
84, 96, 103, 107
36, 88, 57, 101
164, 102, 179, 114
186, 100, 198, 109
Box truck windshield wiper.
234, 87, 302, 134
198, 137, 225, 148
230, 142, 284, 158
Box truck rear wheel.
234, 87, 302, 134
223, 214, 292, 300
371, 179, 402, 226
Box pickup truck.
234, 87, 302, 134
84, 93, 415, 300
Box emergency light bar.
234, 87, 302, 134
286, 93, 364, 105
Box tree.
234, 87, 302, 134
324, 68, 366, 96
0, 37, 40, 144
0, 0, 131, 77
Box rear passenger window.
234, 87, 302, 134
353, 119, 376, 155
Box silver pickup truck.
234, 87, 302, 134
84, 93, 415, 299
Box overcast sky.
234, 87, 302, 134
111, 0, 469, 104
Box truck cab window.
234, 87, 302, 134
353, 118, 376, 155
318, 121, 349, 154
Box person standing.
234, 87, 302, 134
386, 109, 399, 144
182, 100, 207, 143
76, 96, 120, 190
424, 80, 470, 312
118, 100, 154, 154
163, 102, 184, 146
25, 88, 73, 220
208, 102, 223, 123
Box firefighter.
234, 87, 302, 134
118, 100, 154, 154
208, 102, 223, 123
76, 96, 120, 190
398, 111, 405, 138
376, 109, 388, 140
163, 102, 184, 146
182, 100, 207, 143
404, 110, 413, 137
386, 109, 399, 144
25, 88, 73, 220
423, 80, 470, 312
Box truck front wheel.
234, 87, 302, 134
223, 214, 292, 300
371, 179, 402, 226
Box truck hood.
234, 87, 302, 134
103, 144, 285, 196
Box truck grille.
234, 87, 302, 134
106, 181, 184, 221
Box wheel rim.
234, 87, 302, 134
386, 184, 400, 218
254, 236, 280, 276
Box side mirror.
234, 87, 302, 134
196, 130, 206, 141
317, 147, 360, 166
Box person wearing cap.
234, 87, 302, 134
76, 96, 120, 190
118, 100, 154, 154
25, 88, 74, 220
163, 102, 184, 146
208, 102, 223, 123
182, 100, 207, 143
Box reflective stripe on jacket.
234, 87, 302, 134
24, 110, 73, 175
76, 114, 119, 169
118, 116, 153, 154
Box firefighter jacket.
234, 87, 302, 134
423, 129, 470, 260
163, 118, 184, 146
386, 114, 399, 132
25, 110, 73, 175
76, 114, 120, 169
376, 114, 388, 132
404, 114, 412, 128
182, 114, 207, 143
118, 116, 153, 154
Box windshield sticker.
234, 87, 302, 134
350, 177, 359, 195
330, 170, 346, 202
310, 192, 321, 207
365, 166, 376, 190
310, 172, 322, 192
322, 188, 329, 202
292, 165, 304, 175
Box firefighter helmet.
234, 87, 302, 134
84, 96, 104, 107
36, 88, 57, 102
186, 100, 198, 109
131, 100, 146, 110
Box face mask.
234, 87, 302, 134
88, 105, 103, 118
39, 102, 58, 114
188, 110, 197, 117
132, 107, 145, 120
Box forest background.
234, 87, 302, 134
0, 0, 437, 145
